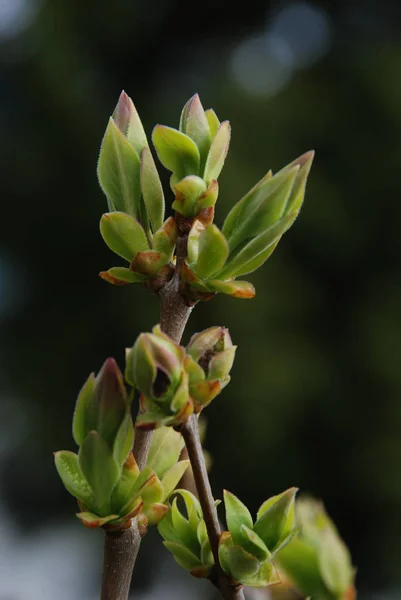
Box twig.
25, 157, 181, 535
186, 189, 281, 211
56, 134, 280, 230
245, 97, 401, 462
101, 525, 142, 600
100, 231, 193, 600
133, 232, 192, 468
182, 416, 245, 600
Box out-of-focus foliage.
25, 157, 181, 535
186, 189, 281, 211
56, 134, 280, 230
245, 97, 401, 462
1, 0, 401, 597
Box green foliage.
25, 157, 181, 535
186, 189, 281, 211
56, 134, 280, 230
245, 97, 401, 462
276, 497, 355, 600
218, 488, 297, 587
55, 358, 189, 529
129, 325, 236, 428
158, 490, 214, 578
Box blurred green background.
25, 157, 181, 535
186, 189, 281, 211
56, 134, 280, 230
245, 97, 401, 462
1, 0, 401, 598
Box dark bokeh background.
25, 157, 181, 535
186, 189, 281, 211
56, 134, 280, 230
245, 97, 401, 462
1, 0, 401, 598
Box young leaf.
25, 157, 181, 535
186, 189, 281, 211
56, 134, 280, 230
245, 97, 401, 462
113, 411, 134, 467
170, 497, 200, 555
99, 267, 146, 285
100, 212, 149, 262
172, 489, 202, 530
97, 118, 142, 217
144, 502, 169, 526
276, 538, 332, 600
194, 179, 219, 213
206, 279, 256, 299
79, 431, 120, 515
130, 250, 169, 276
240, 524, 271, 562
87, 358, 127, 450
191, 224, 229, 279
163, 541, 203, 571
152, 125, 200, 179
241, 558, 279, 588
153, 217, 178, 260
140, 147, 165, 233
221, 544, 260, 581
172, 175, 207, 217
223, 490, 253, 546
216, 212, 297, 280
76, 512, 119, 529
318, 528, 353, 597
111, 454, 140, 513
147, 427, 183, 479
203, 121, 231, 184
72, 373, 95, 446
137, 472, 164, 506
112, 91, 148, 156
223, 167, 299, 252
179, 94, 212, 170
276, 150, 315, 214
205, 108, 220, 138
54, 451, 95, 507
253, 488, 297, 551
161, 460, 190, 500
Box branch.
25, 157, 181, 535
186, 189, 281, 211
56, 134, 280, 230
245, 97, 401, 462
133, 232, 192, 468
182, 416, 245, 600
101, 525, 142, 600
100, 230, 193, 600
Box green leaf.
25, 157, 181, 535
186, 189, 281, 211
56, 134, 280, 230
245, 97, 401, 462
194, 179, 219, 213
223, 490, 253, 546
79, 431, 120, 515
137, 472, 164, 506
254, 488, 297, 551
216, 212, 297, 280
200, 539, 214, 567
163, 541, 203, 570
100, 212, 149, 262
223, 166, 299, 252
158, 508, 181, 543
153, 217, 178, 260
76, 512, 120, 528
197, 518, 208, 547
161, 460, 190, 500
147, 427, 183, 479
112, 91, 148, 156
172, 489, 202, 529
205, 108, 220, 138
72, 373, 95, 446
172, 175, 207, 217
179, 94, 212, 171
144, 502, 169, 526
276, 538, 333, 600
220, 544, 260, 581
140, 147, 165, 233
206, 279, 256, 299
169, 497, 200, 555
87, 358, 127, 450
152, 125, 200, 179
277, 150, 315, 214
240, 558, 279, 588
191, 224, 229, 279
54, 451, 95, 507
113, 411, 134, 467
240, 524, 271, 562
318, 529, 353, 596
111, 455, 139, 513
97, 118, 142, 216
203, 120, 230, 184
99, 267, 147, 285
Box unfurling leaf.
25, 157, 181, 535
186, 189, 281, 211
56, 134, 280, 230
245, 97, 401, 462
100, 212, 149, 262
97, 118, 142, 217
140, 147, 165, 233
152, 125, 200, 180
